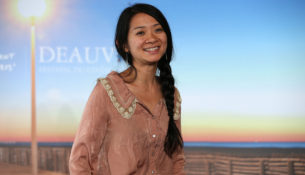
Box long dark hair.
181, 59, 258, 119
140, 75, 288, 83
115, 3, 183, 157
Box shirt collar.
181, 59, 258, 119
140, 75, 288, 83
106, 71, 137, 109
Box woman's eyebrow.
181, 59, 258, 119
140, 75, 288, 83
153, 23, 161, 27
133, 26, 145, 30
132, 23, 160, 31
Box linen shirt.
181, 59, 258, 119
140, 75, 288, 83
69, 71, 186, 175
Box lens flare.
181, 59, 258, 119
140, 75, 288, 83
18, 0, 46, 18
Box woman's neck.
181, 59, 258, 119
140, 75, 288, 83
122, 63, 158, 90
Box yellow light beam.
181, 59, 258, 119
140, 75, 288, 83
17, 1, 47, 175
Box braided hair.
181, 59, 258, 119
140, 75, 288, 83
115, 3, 183, 157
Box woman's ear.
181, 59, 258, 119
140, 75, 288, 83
116, 40, 129, 52
124, 44, 129, 52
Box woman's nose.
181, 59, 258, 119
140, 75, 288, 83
145, 31, 157, 44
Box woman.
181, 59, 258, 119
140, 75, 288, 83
69, 3, 185, 175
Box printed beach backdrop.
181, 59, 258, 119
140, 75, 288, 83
0, 0, 305, 148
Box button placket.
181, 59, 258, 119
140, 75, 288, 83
151, 134, 156, 157
148, 105, 160, 175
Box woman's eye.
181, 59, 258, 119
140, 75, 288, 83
136, 31, 144, 36
155, 28, 164, 33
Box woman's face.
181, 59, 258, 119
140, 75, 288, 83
125, 13, 167, 65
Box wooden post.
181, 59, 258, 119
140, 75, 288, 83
228, 160, 232, 175
31, 16, 38, 175
288, 161, 293, 175
206, 161, 210, 175
260, 160, 264, 175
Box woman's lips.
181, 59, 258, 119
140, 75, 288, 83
144, 46, 160, 54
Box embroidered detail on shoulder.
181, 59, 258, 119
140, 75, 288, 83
173, 91, 182, 120
99, 78, 137, 119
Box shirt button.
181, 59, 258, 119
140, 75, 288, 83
152, 134, 156, 138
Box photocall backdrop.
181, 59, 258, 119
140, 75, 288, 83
0, 0, 304, 145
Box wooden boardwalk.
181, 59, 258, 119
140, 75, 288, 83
1, 146, 305, 174
185, 154, 305, 175
0, 162, 67, 175
184, 147, 305, 175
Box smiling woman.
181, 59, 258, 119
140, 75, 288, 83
125, 13, 168, 65
69, 3, 185, 175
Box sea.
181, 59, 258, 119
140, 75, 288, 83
1, 142, 305, 148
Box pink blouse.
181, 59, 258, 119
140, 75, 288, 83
69, 71, 185, 175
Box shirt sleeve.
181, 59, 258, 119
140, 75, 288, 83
172, 88, 186, 175
69, 81, 109, 175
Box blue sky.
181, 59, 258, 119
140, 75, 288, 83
0, 0, 304, 141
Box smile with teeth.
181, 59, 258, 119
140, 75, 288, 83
144, 46, 160, 51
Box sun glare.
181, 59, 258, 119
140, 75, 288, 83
18, 0, 47, 18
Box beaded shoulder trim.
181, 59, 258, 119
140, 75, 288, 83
99, 78, 137, 119
173, 91, 182, 120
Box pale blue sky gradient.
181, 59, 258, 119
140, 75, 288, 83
0, 0, 304, 141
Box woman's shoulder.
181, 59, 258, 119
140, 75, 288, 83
96, 71, 122, 91
96, 71, 137, 119
96, 71, 122, 101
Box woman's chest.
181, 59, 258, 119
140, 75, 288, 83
106, 103, 169, 146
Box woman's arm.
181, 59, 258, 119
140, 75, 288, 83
69, 81, 109, 175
